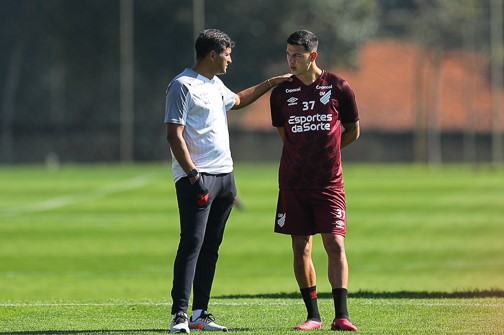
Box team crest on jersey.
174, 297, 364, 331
277, 213, 286, 227
320, 90, 332, 105
287, 97, 298, 106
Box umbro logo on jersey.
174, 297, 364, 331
320, 90, 332, 105
335, 220, 345, 229
277, 213, 286, 227
287, 97, 298, 106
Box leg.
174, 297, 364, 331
192, 173, 236, 311
322, 233, 358, 331
321, 234, 348, 289
292, 235, 322, 329
275, 189, 322, 329
171, 177, 211, 315
292, 235, 316, 288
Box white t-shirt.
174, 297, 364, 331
164, 68, 237, 181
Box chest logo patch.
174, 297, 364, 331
287, 97, 298, 106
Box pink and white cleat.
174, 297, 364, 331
331, 318, 358, 331
294, 320, 323, 330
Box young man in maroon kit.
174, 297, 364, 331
270, 30, 360, 331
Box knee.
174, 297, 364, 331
323, 236, 346, 257
179, 233, 204, 252
292, 237, 311, 258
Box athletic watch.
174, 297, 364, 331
187, 169, 199, 178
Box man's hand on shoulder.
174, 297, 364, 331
269, 73, 293, 88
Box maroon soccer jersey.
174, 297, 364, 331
270, 71, 359, 190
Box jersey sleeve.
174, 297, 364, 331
216, 77, 237, 111
270, 87, 284, 127
339, 81, 359, 124
164, 79, 190, 125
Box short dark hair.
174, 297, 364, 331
287, 30, 318, 52
195, 29, 235, 59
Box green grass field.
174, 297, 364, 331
0, 163, 503, 334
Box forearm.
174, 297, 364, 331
166, 125, 195, 174
276, 127, 286, 142
341, 121, 360, 149
232, 74, 291, 110
170, 140, 195, 173
233, 80, 272, 110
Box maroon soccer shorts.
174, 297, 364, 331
274, 188, 347, 236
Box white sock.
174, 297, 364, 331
191, 309, 203, 321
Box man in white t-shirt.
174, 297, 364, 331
164, 29, 290, 333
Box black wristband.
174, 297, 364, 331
187, 169, 199, 178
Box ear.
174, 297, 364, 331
310, 51, 318, 62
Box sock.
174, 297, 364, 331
191, 309, 203, 321
332, 288, 349, 319
300, 286, 321, 322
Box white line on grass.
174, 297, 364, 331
0, 175, 153, 218
1, 300, 503, 308
359, 300, 504, 307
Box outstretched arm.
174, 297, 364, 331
341, 121, 360, 149
232, 74, 291, 110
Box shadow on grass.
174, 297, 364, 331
219, 289, 504, 299
1, 329, 253, 335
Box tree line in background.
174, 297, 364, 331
0, 0, 498, 163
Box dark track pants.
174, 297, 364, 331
171, 172, 237, 314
